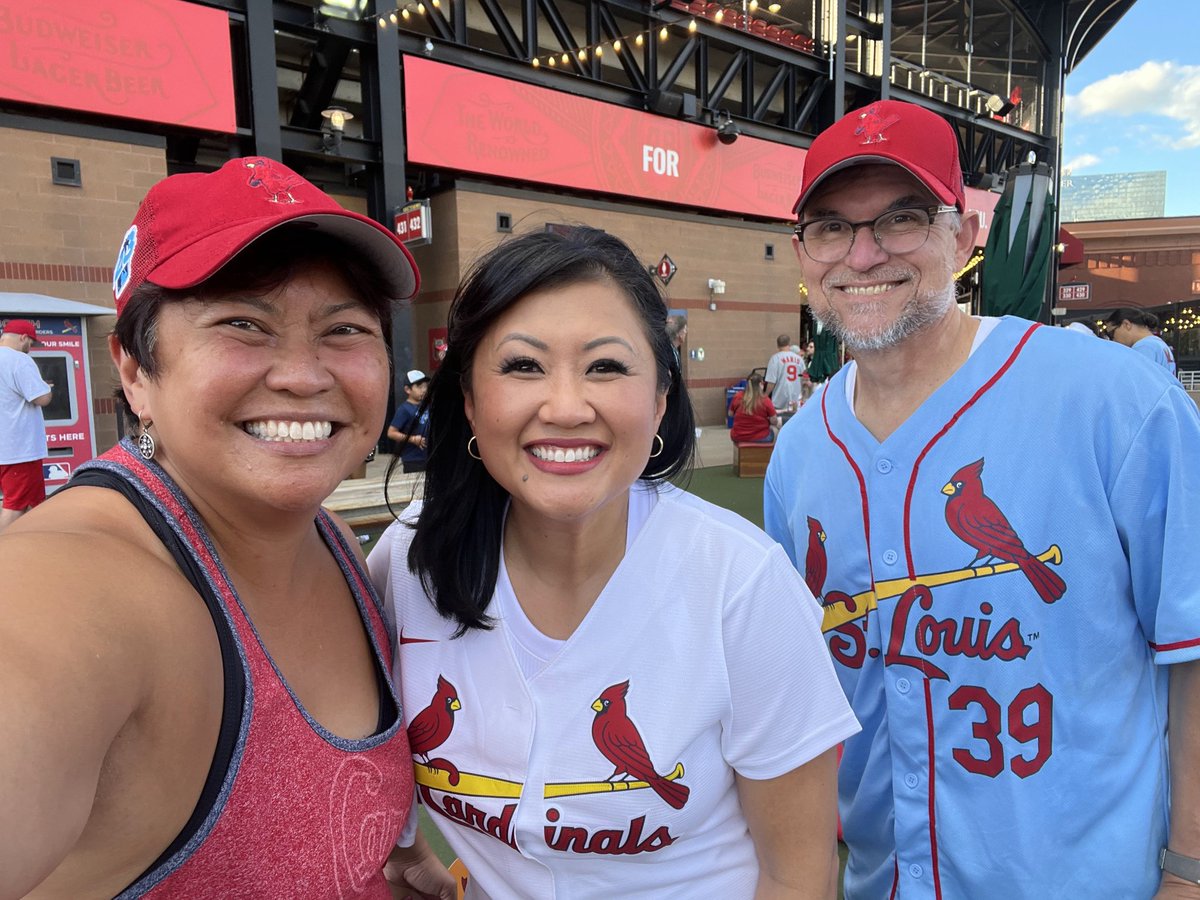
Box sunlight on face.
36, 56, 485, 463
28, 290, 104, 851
464, 279, 667, 530
795, 166, 974, 352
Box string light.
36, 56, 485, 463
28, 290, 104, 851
523, 17, 701, 69
955, 251, 985, 279
373, 1, 434, 27
372, 3, 770, 72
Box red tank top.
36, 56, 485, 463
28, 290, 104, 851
77, 443, 414, 899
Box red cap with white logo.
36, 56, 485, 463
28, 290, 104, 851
793, 100, 965, 216
112, 156, 419, 315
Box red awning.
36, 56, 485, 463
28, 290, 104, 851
1058, 226, 1085, 267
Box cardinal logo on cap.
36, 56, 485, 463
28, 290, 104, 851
243, 157, 303, 204
854, 104, 900, 145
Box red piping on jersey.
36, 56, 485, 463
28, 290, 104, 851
889, 858, 899, 899
924, 679, 943, 899
902, 322, 1041, 577
1152, 636, 1200, 652
822, 384, 874, 591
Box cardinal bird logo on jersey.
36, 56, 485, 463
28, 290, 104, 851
408, 675, 462, 785
942, 459, 1066, 603
854, 104, 901, 144
243, 157, 302, 203
805, 515, 828, 599
591, 681, 690, 810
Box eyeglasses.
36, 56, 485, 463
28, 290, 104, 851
793, 205, 958, 263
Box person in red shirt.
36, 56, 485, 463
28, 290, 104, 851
729, 372, 782, 443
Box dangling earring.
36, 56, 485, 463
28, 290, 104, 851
137, 418, 157, 461
649, 433, 664, 458
467, 435, 482, 460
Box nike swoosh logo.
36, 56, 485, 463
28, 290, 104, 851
399, 628, 437, 645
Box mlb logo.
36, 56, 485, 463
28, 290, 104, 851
44, 462, 71, 482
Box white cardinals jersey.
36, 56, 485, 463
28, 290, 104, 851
765, 316, 1200, 899
369, 484, 858, 899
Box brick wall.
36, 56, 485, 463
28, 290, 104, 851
406, 184, 809, 426
0, 127, 166, 453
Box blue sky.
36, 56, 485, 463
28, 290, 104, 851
1064, 0, 1200, 217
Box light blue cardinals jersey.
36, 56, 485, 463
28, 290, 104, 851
1132, 334, 1178, 377
765, 316, 1200, 899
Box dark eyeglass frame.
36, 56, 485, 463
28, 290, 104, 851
792, 205, 958, 262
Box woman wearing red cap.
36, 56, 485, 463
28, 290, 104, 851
0, 159, 453, 899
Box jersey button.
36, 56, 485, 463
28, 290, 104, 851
904, 773, 919, 789
896, 677, 911, 693
909, 863, 924, 878
876, 458, 893, 474
882, 549, 898, 565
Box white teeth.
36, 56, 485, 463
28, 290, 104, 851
530, 445, 599, 462
243, 420, 333, 442
840, 283, 896, 295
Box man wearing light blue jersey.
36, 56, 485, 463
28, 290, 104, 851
1107, 307, 1178, 377
765, 99, 1200, 899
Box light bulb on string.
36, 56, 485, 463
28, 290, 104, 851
688, 18, 697, 32
635, 33, 644, 47
613, 39, 622, 52
659, 26, 668, 40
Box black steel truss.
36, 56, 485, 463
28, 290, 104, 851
148, 0, 1129, 222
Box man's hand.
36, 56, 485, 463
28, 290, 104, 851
384, 836, 456, 900
1155, 873, 1200, 899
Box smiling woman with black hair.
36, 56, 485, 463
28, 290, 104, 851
368, 225, 858, 898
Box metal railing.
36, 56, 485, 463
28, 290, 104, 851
1180, 370, 1199, 391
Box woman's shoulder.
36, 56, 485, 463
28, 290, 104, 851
0, 487, 208, 651
652, 483, 778, 554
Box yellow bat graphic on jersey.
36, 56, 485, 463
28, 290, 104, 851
414, 761, 687, 800
821, 544, 1062, 633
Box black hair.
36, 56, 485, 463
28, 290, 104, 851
112, 227, 396, 427
401, 226, 696, 634
1105, 308, 1159, 330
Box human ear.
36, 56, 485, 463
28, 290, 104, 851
109, 333, 154, 421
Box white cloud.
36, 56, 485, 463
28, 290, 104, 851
1066, 61, 1200, 149
1063, 153, 1102, 173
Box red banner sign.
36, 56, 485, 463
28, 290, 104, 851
405, 56, 806, 220
0, 0, 236, 133
404, 56, 999, 236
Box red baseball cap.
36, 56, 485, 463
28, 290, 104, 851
112, 156, 420, 315
793, 100, 965, 216
2, 319, 43, 345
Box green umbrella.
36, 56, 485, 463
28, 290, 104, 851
807, 324, 841, 382
981, 162, 1056, 321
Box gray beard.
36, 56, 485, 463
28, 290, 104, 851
810, 286, 957, 353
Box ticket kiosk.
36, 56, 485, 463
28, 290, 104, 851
1, 295, 116, 496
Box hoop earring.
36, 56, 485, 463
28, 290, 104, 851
467, 435, 482, 460
649, 433, 664, 458
137, 419, 157, 461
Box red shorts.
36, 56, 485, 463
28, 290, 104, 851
0, 460, 46, 511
